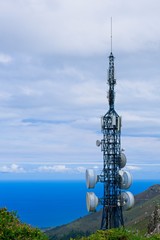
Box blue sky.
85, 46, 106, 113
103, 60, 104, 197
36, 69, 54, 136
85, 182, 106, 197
0, 0, 159, 180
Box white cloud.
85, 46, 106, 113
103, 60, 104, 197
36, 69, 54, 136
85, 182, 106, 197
125, 165, 141, 171
0, 164, 25, 173
37, 165, 71, 173
0, 53, 12, 64
76, 166, 86, 173
0, 0, 160, 55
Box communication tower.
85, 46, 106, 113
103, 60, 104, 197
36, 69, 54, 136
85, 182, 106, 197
86, 33, 134, 229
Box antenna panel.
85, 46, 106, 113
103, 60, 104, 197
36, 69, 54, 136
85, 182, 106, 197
121, 191, 134, 210
86, 169, 97, 189
101, 116, 104, 129
112, 115, 116, 126
119, 170, 132, 189
86, 192, 98, 212
117, 116, 122, 131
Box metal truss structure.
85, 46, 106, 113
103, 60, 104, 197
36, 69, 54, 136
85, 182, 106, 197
99, 52, 124, 229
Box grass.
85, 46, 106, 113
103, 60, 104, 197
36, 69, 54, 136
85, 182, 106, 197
71, 229, 160, 240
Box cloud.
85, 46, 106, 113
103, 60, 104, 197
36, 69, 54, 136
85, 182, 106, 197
37, 165, 71, 173
125, 165, 141, 171
0, 53, 12, 64
0, 1, 159, 180
75, 165, 101, 174
75, 166, 86, 173
0, 0, 160, 55
0, 164, 25, 173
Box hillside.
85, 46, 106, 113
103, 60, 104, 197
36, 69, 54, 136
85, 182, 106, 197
45, 184, 160, 240
124, 184, 160, 233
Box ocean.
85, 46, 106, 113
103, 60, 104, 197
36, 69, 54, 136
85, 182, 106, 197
0, 179, 159, 228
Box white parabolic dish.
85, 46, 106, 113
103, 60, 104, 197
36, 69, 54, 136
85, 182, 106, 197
86, 192, 98, 212
86, 169, 97, 189
121, 191, 135, 210
120, 152, 127, 168
119, 170, 132, 189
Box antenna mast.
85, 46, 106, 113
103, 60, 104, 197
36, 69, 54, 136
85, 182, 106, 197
86, 20, 134, 230
111, 17, 112, 52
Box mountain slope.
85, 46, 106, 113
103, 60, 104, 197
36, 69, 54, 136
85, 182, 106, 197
45, 184, 160, 240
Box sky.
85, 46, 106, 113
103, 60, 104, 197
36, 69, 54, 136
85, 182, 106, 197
0, 0, 159, 180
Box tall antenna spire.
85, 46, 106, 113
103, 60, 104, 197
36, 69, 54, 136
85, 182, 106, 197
111, 17, 112, 53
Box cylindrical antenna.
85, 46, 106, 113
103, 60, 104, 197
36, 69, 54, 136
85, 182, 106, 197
111, 17, 112, 53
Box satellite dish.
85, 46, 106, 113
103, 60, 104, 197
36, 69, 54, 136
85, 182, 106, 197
120, 152, 127, 168
86, 169, 97, 189
96, 140, 101, 147
86, 192, 99, 212
121, 191, 134, 211
119, 170, 132, 189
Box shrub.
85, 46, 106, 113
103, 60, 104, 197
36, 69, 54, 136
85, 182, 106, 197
71, 228, 160, 240
0, 208, 48, 240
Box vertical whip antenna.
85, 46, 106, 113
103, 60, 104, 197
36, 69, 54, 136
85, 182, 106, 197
111, 17, 112, 53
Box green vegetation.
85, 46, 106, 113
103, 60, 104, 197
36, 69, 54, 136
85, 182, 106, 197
71, 229, 160, 240
0, 208, 48, 240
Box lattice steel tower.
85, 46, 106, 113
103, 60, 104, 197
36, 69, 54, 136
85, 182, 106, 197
100, 51, 123, 229
86, 43, 134, 230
